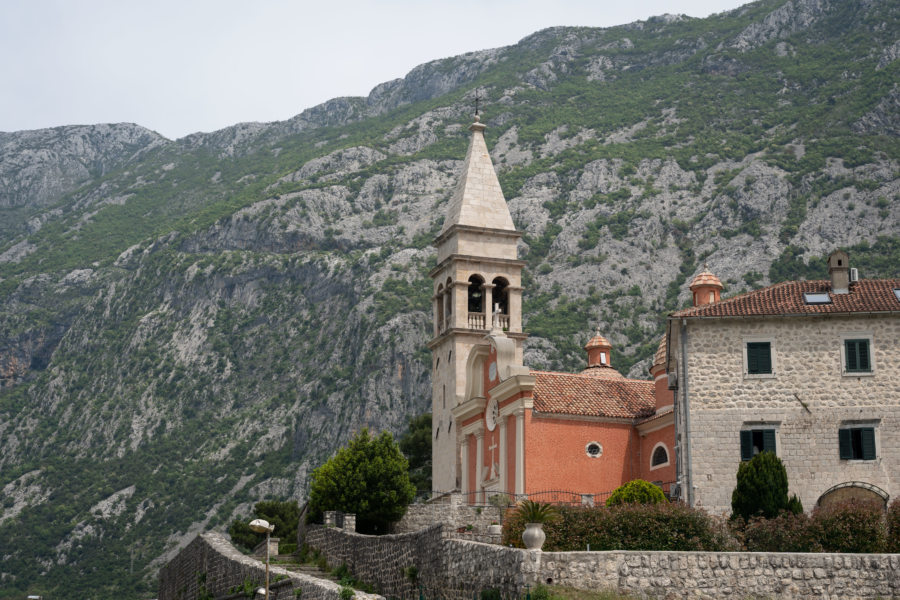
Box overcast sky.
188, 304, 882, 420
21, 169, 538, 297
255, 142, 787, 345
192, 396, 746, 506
1, 0, 750, 140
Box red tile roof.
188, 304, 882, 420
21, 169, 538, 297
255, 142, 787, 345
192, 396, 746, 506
672, 279, 900, 319
530, 370, 655, 419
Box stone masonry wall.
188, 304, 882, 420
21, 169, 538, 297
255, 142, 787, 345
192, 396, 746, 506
159, 532, 381, 600
682, 315, 900, 513
390, 495, 505, 534
304, 525, 900, 600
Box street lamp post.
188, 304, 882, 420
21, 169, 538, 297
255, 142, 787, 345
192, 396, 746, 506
249, 518, 276, 600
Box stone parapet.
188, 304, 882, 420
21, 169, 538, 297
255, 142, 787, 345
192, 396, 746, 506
304, 525, 900, 600
158, 532, 381, 600
390, 495, 506, 534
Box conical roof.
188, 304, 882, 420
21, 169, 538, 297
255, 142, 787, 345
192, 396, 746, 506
440, 116, 516, 234
689, 266, 723, 290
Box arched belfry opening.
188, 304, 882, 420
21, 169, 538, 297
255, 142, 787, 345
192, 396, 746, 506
492, 277, 509, 329
444, 277, 453, 325
468, 275, 486, 329
435, 283, 445, 334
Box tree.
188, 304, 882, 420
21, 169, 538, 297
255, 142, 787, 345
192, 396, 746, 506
307, 428, 416, 534
731, 452, 802, 520
399, 413, 432, 493
228, 499, 301, 552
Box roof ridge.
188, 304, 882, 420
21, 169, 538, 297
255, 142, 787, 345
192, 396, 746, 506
530, 369, 653, 384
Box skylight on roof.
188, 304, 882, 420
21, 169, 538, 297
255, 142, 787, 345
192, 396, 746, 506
894, 289, 900, 302
803, 292, 832, 305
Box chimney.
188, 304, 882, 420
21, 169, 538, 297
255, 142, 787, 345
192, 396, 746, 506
828, 250, 850, 294
688, 265, 723, 306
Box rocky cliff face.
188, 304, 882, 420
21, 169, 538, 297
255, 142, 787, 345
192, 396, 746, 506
0, 123, 167, 208
0, 0, 898, 597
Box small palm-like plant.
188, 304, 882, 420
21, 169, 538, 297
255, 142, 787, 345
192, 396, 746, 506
516, 499, 558, 523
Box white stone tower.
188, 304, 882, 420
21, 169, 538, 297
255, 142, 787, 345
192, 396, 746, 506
430, 115, 525, 492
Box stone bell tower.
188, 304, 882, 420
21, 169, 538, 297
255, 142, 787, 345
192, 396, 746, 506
429, 115, 526, 493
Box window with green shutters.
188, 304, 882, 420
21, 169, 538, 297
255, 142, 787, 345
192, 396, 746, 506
746, 342, 772, 374
839, 427, 876, 460
844, 339, 871, 372
740, 429, 776, 461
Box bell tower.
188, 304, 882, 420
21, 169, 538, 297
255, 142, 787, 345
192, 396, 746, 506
430, 115, 525, 493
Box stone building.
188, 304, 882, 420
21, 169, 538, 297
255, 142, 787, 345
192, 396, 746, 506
430, 115, 899, 513
667, 251, 900, 513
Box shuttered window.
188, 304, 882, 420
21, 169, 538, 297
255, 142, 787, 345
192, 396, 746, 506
839, 427, 876, 460
740, 429, 776, 461
746, 342, 772, 374
844, 339, 871, 372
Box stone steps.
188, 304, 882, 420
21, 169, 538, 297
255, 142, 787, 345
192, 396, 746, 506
272, 561, 341, 583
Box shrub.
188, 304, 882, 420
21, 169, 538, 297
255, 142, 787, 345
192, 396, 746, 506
503, 503, 728, 552
731, 452, 797, 520
810, 500, 887, 553
888, 499, 900, 553
278, 542, 298, 555
742, 512, 818, 552
606, 480, 667, 506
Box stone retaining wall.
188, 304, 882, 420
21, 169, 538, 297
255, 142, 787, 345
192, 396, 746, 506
158, 532, 381, 600
305, 526, 900, 600
390, 495, 505, 534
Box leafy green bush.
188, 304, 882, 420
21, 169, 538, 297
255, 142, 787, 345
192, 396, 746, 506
503, 503, 729, 551
741, 512, 818, 552
810, 500, 887, 553
278, 542, 298, 555
731, 452, 799, 520
307, 428, 416, 534
606, 480, 667, 506
888, 499, 900, 553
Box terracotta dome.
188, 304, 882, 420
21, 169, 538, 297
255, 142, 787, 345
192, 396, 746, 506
689, 268, 723, 290
584, 332, 611, 350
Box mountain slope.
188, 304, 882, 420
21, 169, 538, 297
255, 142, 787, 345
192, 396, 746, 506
0, 0, 899, 597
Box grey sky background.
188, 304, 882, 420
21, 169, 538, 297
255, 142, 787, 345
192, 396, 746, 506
1, 0, 749, 140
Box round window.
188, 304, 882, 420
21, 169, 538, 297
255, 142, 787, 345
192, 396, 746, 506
585, 442, 602, 458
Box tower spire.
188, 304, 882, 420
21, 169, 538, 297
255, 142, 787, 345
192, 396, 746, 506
439, 116, 516, 235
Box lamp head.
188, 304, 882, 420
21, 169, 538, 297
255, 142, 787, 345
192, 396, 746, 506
249, 518, 274, 533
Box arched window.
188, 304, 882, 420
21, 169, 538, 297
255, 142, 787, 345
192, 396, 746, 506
492, 277, 509, 315
467, 275, 485, 314
651, 444, 669, 468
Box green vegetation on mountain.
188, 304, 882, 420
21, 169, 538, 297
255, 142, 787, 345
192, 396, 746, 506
0, 0, 898, 597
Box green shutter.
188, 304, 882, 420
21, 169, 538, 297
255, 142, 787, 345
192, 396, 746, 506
747, 344, 759, 373
839, 428, 852, 459
861, 428, 876, 460
740, 430, 753, 461
759, 344, 772, 374
845, 340, 858, 371
747, 342, 771, 374
858, 341, 871, 371
762, 429, 776, 454
845, 339, 871, 372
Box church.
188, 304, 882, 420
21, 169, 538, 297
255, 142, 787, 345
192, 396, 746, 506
428, 114, 678, 504
429, 114, 900, 513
